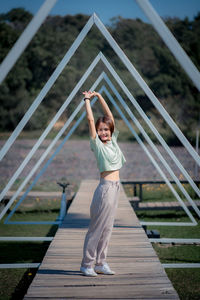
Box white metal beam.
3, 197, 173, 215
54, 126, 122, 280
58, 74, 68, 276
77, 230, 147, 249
0, 0, 58, 84
3, 75, 104, 224
0, 54, 101, 212
102, 85, 196, 226
103, 75, 200, 218
162, 263, 200, 269
0, 237, 53, 241
94, 14, 200, 166
1, 13, 199, 226
7, 80, 196, 226
2, 62, 199, 225
0, 263, 40, 269
100, 54, 200, 210
1, 12, 199, 168
136, 0, 200, 92
0, 13, 95, 162
4, 72, 197, 227
150, 238, 200, 244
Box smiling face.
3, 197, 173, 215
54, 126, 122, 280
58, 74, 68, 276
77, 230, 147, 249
97, 122, 112, 144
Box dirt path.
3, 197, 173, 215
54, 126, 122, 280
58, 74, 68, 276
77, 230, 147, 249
0, 139, 198, 185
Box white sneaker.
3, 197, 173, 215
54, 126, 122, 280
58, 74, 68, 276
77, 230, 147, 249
80, 266, 98, 277
94, 263, 115, 275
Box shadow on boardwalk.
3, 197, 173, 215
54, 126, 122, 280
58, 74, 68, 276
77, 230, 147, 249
24, 180, 180, 300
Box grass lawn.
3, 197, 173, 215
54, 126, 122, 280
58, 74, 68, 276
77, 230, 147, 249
123, 182, 199, 202
124, 183, 200, 300
136, 210, 200, 300
0, 178, 79, 192
0, 198, 61, 300
0, 184, 199, 299
0, 193, 76, 299
0, 268, 38, 300
165, 269, 200, 300
0, 240, 56, 300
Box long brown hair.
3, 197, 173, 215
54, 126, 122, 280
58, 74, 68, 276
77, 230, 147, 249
95, 116, 114, 135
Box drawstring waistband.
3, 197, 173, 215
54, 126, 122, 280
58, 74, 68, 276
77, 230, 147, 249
100, 178, 120, 187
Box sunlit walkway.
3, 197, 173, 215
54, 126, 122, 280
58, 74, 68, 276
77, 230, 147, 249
24, 180, 179, 299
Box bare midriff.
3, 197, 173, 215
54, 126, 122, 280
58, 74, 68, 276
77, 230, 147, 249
100, 170, 120, 181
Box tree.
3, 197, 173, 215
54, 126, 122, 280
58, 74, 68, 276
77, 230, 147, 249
0, 10, 199, 145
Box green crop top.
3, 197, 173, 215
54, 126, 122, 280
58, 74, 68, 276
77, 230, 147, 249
90, 129, 126, 173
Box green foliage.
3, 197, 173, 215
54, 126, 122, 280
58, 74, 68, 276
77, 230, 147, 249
0, 9, 199, 145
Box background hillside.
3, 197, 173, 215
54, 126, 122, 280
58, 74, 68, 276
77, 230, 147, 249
0, 9, 200, 145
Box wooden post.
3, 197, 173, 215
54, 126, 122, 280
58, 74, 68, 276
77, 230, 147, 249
139, 183, 143, 201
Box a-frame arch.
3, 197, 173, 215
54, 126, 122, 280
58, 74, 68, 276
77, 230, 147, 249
4, 67, 199, 226
1, 50, 200, 222
0, 13, 199, 165
0, 12, 199, 230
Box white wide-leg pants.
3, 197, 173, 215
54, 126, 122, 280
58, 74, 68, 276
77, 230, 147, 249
81, 178, 120, 268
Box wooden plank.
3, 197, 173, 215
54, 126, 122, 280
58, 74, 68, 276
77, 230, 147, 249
24, 286, 178, 300
24, 180, 179, 299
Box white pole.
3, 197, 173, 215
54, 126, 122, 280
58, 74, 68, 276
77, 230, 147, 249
0, 13, 94, 162
0, 0, 58, 84
195, 129, 199, 179
135, 0, 200, 92
100, 53, 200, 199
0, 54, 101, 217
94, 15, 200, 166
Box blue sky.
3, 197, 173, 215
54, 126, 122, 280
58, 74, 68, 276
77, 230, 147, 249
0, 0, 200, 25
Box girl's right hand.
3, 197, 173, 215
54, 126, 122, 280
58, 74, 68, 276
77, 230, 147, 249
82, 91, 92, 99
82, 91, 99, 99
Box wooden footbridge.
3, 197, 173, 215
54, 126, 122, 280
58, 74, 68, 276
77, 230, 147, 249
24, 180, 179, 299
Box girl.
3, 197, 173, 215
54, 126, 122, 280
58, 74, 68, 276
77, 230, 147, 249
80, 91, 126, 277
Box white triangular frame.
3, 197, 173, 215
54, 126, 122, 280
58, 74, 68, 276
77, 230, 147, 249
1, 51, 199, 222
0, 13, 199, 165
0, 14, 199, 227
4, 67, 198, 226
0, 14, 199, 215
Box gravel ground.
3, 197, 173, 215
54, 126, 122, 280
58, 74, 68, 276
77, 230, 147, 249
0, 138, 198, 187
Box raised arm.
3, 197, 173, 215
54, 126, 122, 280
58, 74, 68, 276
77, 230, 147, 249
83, 91, 96, 139
94, 92, 115, 126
